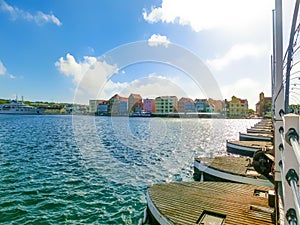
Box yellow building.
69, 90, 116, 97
228, 96, 248, 118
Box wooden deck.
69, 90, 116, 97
194, 156, 273, 187
147, 182, 275, 225
145, 119, 276, 224
226, 140, 273, 156
239, 132, 273, 141
195, 156, 255, 176
247, 128, 273, 134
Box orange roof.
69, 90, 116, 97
129, 93, 142, 99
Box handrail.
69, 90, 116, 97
286, 169, 300, 224
280, 114, 300, 224
280, 127, 286, 148
288, 128, 300, 165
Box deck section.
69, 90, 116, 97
147, 182, 275, 225
194, 156, 273, 188
146, 119, 275, 224
247, 128, 273, 134
228, 141, 273, 150
251, 124, 272, 128
195, 156, 256, 176
226, 140, 273, 156
239, 132, 273, 141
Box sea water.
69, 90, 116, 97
0, 115, 260, 224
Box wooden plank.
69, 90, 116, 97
147, 182, 275, 225
227, 141, 273, 149
195, 156, 257, 177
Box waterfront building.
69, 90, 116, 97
97, 100, 109, 115
206, 104, 214, 112
155, 96, 178, 113
228, 96, 248, 118
119, 99, 128, 115
67, 105, 88, 114
108, 94, 128, 116
89, 99, 103, 113
208, 98, 224, 112
128, 93, 143, 113
178, 97, 195, 112
194, 99, 207, 112
143, 98, 155, 113
255, 92, 272, 117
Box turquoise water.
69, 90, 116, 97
0, 115, 259, 224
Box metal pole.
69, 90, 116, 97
272, 9, 276, 119
274, 0, 283, 112
272, 55, 275, 119
274, 0, 284, 181
290, 179, 300, 220
286, 168, 300, 224
285, 0, 300, 113
274, 2, 284, 225
291, 136, 300, 164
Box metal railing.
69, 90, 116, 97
278, 114, 300, 224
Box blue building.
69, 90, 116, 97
194, 99, 207, 112
97, 101, 108, 114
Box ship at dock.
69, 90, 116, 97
0, 97, 43, 115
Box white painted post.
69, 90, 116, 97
283, 114, 300, 224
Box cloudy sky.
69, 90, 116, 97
0, 0, 296, 109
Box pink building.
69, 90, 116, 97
143, 98, 155, 113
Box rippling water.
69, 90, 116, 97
0, 115, 260, 224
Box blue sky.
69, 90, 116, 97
0, 0, 295, 109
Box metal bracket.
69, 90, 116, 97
285, 128, 299, 146
286, 169, 299, 186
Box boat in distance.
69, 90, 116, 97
0, 98, 43, 115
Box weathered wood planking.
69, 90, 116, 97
147, 182, 275, 225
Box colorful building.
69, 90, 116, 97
155, 96, 178, 113
108, 94, 128, 116
178, 97, 195, 112
97, 100, 109, 115
194, 99, 207, 112
255, 92, 272, 117
228, 96, 248, 118
143, 98, 156, 113
208, 98, 224, 112
89, 99, 103, 113
128, 93, 143, 113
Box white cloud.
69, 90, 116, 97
0, 60, 7, 75
0, 0, 62, 26
148, 34, 170, 48
100, 80, 129, 99
143, 0, 273, 32
0, 60, 17, 79
55, 53, 119, 102
8, 74, 16, 79
206, 43, 268, 70
55, 53, 97, 83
